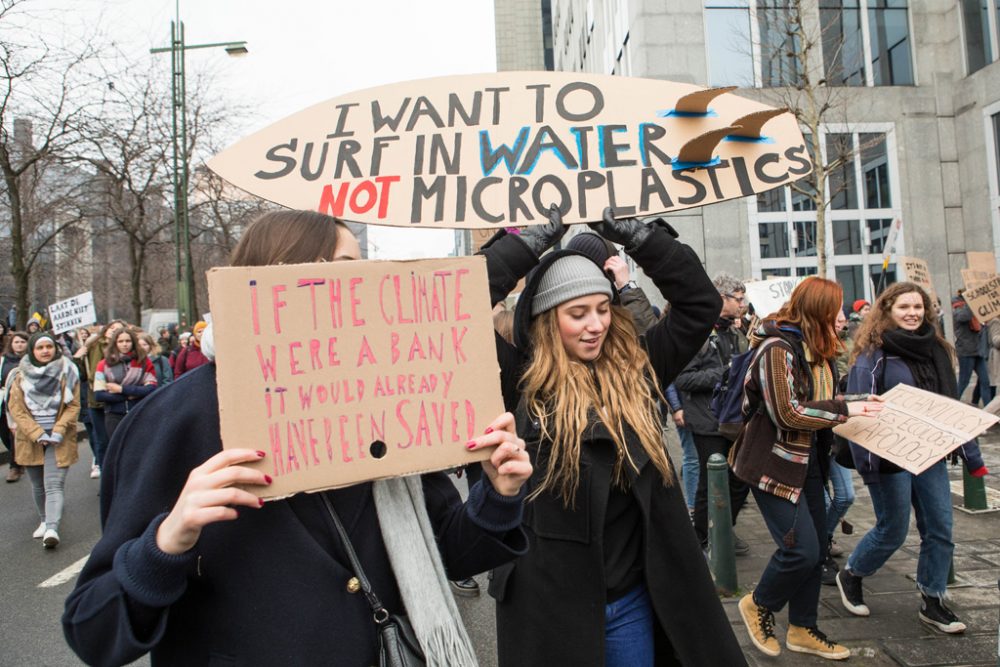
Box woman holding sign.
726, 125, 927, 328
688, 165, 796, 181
63, 210, 532, 667
837, 282, 987, 634
481, 207, 745, 666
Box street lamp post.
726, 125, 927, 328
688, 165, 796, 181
151, 10, 246, 328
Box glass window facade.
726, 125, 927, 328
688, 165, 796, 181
820, 0, 914, 86
705, 0, 801, 87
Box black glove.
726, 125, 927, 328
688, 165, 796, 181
517, 204, 568, 258
588, 207, 653, 251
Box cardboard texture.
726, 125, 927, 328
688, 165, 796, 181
898, 256, 937, 304
48, 292, 97, 334
967, 251, 997, 275
744, 276, 802, 318
207, 72, 812, 229
207, 256, 503, 499
731, 109, 787, 139
833, 384, 998, 476
962, 268, 996, 290
963, 275, 1000, 323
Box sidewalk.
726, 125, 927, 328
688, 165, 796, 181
712, 430, 1000, 666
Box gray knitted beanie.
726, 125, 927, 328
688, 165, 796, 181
531, 255, 613, 316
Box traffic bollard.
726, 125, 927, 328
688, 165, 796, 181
707, 453, 738, 595
962, 467, 988, 511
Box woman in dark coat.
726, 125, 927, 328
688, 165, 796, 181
2, 331, 30, 482
63, 211, 532, 667
481, 207, 744, 666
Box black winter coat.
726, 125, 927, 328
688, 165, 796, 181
63, 364, 527, 667
480, 226, 746, 666
674, 323, 747, 436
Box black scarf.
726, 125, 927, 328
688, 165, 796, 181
880, 324, 957, 398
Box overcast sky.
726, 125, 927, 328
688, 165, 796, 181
31, 0, 500, 258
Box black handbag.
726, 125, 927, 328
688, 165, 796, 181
320, 493, 426, 667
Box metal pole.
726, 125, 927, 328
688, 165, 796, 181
177, 21, 195, 323
170, 20, 186, 326
707, 453, 738, 595
962, 466, 988, 511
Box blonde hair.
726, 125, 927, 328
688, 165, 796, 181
521, 304, 673, 506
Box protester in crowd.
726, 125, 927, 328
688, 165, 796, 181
25, 320, 41, 335
94, 327, 157, 440
77, 321, 126, 478
170, 331, 191, 371
482, 207, 744, 666
664, 381, 698, 516
952, 289, 992, 406
173, 322, 210, 377
674, 272, 751, 554
138, 333, 173, 388
730, 277, 884, 660
838, 282, 987, 634
64, 210, 532, 667
1, 331, 30, 482
822, 308, 855, 584
847, 299, 870, 339
157, 327, 176, 356
67, 327, 100, 480
7, 331, 81, 548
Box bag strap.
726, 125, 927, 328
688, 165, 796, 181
319, 492, 391, 625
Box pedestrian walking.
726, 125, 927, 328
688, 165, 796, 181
483, 207, 745, 666
6, 331, 81, 548
94, 327, 157, 440
1, 331, 29, 482
730, 277, 884, 660
173, 321, 210, 377
138, 333, 173, 387
952, 289, 992, 405
837, 282, 988, 634
64, 210, 532, 667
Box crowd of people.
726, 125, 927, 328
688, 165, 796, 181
0, 205, 993, 665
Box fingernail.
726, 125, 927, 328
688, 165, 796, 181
484, 427, 494, 434
256, 450, 266, 458
466, 441, 476, 450
258, 498, 264, 507
264, 474, 273, 484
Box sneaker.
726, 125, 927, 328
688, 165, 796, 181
828, 539, 843, 557
449, 577, 480, 597
821, 554, 840, 586
90, 464, 101, 479
32, 522, 46, 539
42, 529, 59, 549
836, 569, 870, 616
733, 533, 750, 556
919, 594, 966, 634
6, 465, 23, 482
786, 625, 850, 660
738, 593, 780, 656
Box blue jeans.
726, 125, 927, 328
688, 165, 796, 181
957, 355, 992, 406
847, 460, 953, 597
677, 425, 698, 510
88, 407, 108, 467
751, 455, 826, 627
825, 460, 855, 540
605, 585, 654, 667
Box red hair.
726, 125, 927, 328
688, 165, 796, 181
773, 277, 843, 363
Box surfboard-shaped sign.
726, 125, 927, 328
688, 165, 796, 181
208, 72, 812, 229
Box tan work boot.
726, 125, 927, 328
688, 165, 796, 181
786, 624, 850, 660
738, 593, 780, 656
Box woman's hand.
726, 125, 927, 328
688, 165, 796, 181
672, 409, 686, 428
847, 395, 885, 418
589, 207, 653, 250
603, 256, 630, 289
106, 382, 123, 394
467, 412, 532, 497
156, 449, 271, 555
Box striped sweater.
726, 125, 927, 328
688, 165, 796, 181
729, 325, 849, 503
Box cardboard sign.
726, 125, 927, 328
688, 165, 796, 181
898, 256, 937, 303
833, 384, 998, 475
208, 72, 812, 229
207, 256, 503, 499
744, 276, 802, 318
967, 251, 997, 275
963, 275, 1000, 323
48, 292, 97, 334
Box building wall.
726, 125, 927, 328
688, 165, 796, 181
495, 0, 547, 71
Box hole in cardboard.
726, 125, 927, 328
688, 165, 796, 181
370, 440, 387, 459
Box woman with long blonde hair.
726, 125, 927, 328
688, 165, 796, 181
730, 277, 883, 660
482, 207, 744, 666
836, 282, 986, 634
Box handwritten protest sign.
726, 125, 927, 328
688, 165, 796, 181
898, 256, 937, 304
963, 275, 1000, 323
833, 384, 998, 475
967, 251, 996, 275
207, 256, 504, 499
47, 292, 97, 334
744, 276, 802, 317
208, 72, 812, 229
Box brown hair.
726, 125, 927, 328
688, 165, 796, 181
772, 277, 843, 363
852, 282, 953, 362
493, 310, 514, 344
105, 327, 146, 365
3, 331, 29, 356
230, 210, 352, 267
138, 332, 161, 357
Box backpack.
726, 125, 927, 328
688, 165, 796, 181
711, 338, 779, 440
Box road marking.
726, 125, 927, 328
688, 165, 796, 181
38, 555, 89, 588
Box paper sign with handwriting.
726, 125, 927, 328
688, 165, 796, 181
207, 256, 503, 499
898, 257, 937, 303
833, 384, 998, 475
745, 276, 803, 318
208, 72, 812, 229
963, 275, 1000, 324
48, 291, 97, 334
